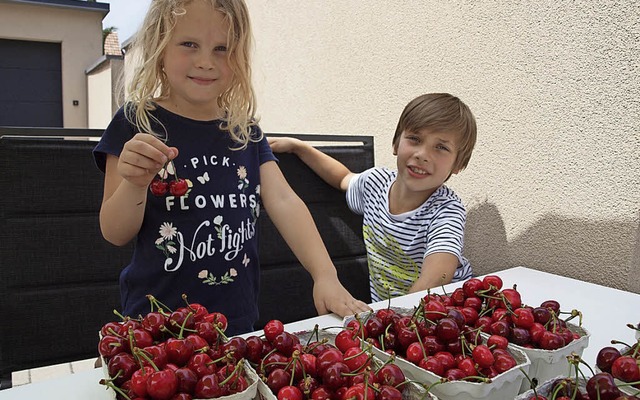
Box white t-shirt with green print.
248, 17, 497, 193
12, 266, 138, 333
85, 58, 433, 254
346, 167, 473, 302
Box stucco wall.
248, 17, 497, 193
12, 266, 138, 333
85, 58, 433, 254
248, 1, 640, 292
0, 2, 105, 128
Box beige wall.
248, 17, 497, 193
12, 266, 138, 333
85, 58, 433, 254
0, 2, 105, 128
87, 58, 123, 129
248, 2, 640, 293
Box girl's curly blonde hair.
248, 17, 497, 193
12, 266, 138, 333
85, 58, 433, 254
124, 0, 258, 149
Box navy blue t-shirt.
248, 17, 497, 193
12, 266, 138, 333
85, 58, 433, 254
93, 105, 277, 335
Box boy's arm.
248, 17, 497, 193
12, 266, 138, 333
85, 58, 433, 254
268, 137, 355, 192
259, 160, 371, 317
409, 252, 459, 293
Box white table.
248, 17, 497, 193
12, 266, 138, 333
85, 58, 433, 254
1, 266, 637, 399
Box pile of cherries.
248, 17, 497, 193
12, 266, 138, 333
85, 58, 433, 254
244, 320, 434, 400
342, 274, 587, 383
453, 276, 584, 351
591, 324, 640, 399
524, 349, 640, 400
98, 295, 250, 400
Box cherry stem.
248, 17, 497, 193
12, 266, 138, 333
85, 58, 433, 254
133, 347, 160, 371
146, 294, 173, 314
99, 378, 132, 400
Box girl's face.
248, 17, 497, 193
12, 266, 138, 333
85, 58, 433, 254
159, 1, 233, 120
393, 128, 460, 202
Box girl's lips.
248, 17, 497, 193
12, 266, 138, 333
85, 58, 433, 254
189, 77, 216, 85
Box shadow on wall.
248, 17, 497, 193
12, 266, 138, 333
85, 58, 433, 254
465, 201, 639, 295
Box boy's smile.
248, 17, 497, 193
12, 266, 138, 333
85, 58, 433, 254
390, 128, 460, 213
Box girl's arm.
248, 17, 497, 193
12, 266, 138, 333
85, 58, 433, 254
268, 137, 355, 192
409, 252, 459, 293
260, 160, 371, 317
99, 133, 177, 246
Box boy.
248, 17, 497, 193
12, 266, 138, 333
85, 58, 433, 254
269, 93, 476, 302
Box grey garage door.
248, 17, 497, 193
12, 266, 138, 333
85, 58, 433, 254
0, 39, 62, 127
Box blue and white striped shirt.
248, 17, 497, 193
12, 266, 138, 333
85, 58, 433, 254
346, 167, 473, 302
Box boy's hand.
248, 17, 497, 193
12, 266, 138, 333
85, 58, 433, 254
268, 137, 303, 154
118, 133, 178, 188
313, 276, 371, 317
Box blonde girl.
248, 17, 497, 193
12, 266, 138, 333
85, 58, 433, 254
94, 0, 369, 334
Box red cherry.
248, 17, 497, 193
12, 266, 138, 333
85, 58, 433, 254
266, 368, 291, 393
335, 329, 361, 353
322, 362, 351, 390
364, 316, 385, 337
194, 373, 223, 398
150, 178, 169, 196
435, 317, 460, 343
245, 335, 265, 364
424, 299, 447, 321
596, 346, 622, 373
539, 331, 565, 350
586, 372, 622, 400
174, 367, 198, 394
278, 385, 303, 400
169, 178, 189, 196
487, 334, 509, 350
512, 307, 535, 329
540, 300, 561, 314
499, 288, 522, 309
130, 365, 155, 398
165, 338, 195, 366
472, 344, 495, 369
611, 355, 640, 382
378, 385, 403, 400
482, 275, 503, 293
462, 278, 484, 298
107, 352, 139, 385
142, 311, 168, 340
343, 346, 370, 372
98, 335, 125, 358
146, 369, 178, 400
187, 353, 216, 378
264, 319, 285, 342
404, 341, 426, 365
316, 347, 344, 376
310, 386, 333, 400
375, 308, 398, 326
457, 356, 478, 377
376, 363, 406, 387
203, 312, 228, 332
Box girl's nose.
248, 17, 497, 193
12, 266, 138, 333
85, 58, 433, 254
195, 53, 215, 70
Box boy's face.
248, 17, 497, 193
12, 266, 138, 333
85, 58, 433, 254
393, 128, 460, 200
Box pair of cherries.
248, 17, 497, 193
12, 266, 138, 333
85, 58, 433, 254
149, 161, 188, 197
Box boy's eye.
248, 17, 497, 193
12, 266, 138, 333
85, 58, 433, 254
436, 144, 450, 152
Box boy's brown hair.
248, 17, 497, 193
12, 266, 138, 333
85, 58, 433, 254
392, 93, 477, 171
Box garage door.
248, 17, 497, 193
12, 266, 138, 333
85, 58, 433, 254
0, 39, 62, 127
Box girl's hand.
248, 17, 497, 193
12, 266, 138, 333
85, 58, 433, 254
117, 133, 178, 188
313, 276, 371, 317
267, 137, 303, 154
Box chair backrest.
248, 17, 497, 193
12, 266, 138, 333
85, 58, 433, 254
0, 132, 374, 385
256, 134, 374, 328
0, 135, 132, 384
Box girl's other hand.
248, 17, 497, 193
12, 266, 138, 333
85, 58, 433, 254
313, 276, 371, 318
267, 136, 303, 154
117, 133, 178, 188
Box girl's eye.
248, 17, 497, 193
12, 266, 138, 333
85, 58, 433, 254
181, 42, 197, 48
406, 136, 420, 143
436, 144, 451, 152
214, 45, 228, 52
